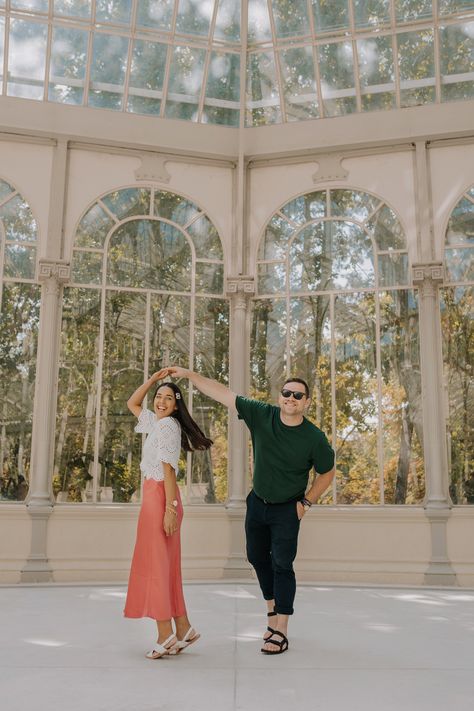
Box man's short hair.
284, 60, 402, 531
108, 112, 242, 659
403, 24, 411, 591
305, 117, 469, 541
282, 377, 310, 398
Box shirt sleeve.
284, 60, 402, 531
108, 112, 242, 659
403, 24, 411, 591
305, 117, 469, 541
134, 408, 156, 434
154, 417, 182, 472
235, 395, 272, 430
313, 432, 335, 475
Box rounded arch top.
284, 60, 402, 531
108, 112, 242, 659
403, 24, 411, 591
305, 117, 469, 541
71, 185, 224, 294
257, 187, 408, 296
444, 184, 474, 285
0, 176, 39, 281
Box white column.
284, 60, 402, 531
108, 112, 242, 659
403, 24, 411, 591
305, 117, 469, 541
412, 262, 456, 585
222, 275, 254, 579
21, 260, 70, 582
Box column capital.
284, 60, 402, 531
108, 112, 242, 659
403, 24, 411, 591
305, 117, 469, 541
412, 262, 444, 287
225, 275, 255, 297
38, 259, 71, 283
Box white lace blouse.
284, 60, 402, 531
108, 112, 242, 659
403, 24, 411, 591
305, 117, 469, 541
135, 408, 182, 481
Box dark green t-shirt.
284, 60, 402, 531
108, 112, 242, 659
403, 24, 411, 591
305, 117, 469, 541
236, 395, 335, 503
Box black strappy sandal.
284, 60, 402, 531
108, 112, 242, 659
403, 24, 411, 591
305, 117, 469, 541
261, 630, 289, 655
263, 610, 277, 641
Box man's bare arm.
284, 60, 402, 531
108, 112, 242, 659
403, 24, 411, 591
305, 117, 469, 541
168, 366, 237, 411
305, 467, 335, 505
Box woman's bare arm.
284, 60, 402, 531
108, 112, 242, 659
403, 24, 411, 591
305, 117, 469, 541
127, 368, 170, 417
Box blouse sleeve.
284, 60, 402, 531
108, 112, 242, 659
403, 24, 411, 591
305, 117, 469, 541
134, 408, 156, 434
154, 417, 182, 472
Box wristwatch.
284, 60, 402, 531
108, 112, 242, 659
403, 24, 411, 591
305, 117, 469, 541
300, 497, 312, 512
169, 499, 178, 508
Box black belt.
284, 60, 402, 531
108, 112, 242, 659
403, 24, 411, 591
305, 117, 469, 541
252, 490, 303, 506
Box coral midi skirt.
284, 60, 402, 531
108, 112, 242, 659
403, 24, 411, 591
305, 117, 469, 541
124, 479, 187, 620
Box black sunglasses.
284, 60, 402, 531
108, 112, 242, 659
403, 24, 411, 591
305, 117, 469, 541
281, 389, 306, 401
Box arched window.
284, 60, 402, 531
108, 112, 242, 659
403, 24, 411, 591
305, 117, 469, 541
55, 187, 228, 504
441, 187, 474, 505
0, 178, 40, 502
252, 188, 423, 505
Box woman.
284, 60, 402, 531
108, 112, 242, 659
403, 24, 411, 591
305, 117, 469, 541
124, 368, 212, 658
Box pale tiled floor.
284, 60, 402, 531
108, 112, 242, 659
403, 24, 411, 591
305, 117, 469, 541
2, 583, 474, 711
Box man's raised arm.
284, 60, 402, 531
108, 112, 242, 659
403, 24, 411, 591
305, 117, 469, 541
168, 366, 237, 411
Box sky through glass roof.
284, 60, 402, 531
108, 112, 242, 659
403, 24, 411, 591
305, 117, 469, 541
0, 1, 473, 127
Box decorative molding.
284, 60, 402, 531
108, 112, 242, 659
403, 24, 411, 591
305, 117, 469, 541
312, 155, 348, 183
411, 262, 444, 286
135, 154, 171, 183
226, 275, 255, 296
38, 259, 71, 283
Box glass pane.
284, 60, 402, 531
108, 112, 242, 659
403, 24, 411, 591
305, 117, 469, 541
186, 214, 223, 259
75, 203, 115, 249
195, 262, 224, 293
439, 1, 474, 14
214, 0, 241, 41
281, 191, 326, 225
89, 33, 129, 110
446, 196, 474, 244
258, 214, 294, 260
154, 191, 201, 225
55, 288, 100, 503
354, 0, 390, 28
99, 291, 146, 503
136, 0, 174, 30
289, 221, 375, 292
71, 251, 103, 285
11, 1, 48, 11
289, 296, 332, 434
311, 0, 349, 33
378, 253, 409, 286
8, 19, 48, 100
395, 0, 432, 22
440, 286, 474, 504
96, 0, 132, 24
440, 22, 474, 103
206, 52, 240, 103
248, 0, 272, 43
127, 40, 168, 115
357, 36, 396, 112
250, 298, 287, 400
3, 245, 36, 279
0, 283, 40, 501
194, 297, 229, 381
366, 205, 406, 250
0, 195, 37, 242
257, 262, 286, 294
271, 0, 309, 38
49, 26, 88, 105
191, 397, 228, 503
202, 105, 240, 126
54, 1, 92, 18
0, 180, 15, 203
279, 46, 319, 121
335, 293, 379, 504
107, 220, 192, 291
102, 188, 150, 220
318, 42, 356, 117
445, 247, 474, 282
330, 190, 381, 222
149, 294, 191, 371
246, 52, 281, 126
0, 17, 3, 86
165, 45, 206, 121
398, 30, 435, 107
176, 0, 214, 37
380, 290, 424, 504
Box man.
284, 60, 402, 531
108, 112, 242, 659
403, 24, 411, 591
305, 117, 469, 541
168, 366, 335, 655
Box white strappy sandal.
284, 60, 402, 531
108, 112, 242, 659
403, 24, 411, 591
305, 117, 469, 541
145, 633, 178, 659
169, 627, 201, 655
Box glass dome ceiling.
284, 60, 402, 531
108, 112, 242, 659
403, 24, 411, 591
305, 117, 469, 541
0, 1, 473, 128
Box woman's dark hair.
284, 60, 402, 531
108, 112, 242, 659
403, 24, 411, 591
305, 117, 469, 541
153, 382, 213, 452
282, 376, 310, 398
